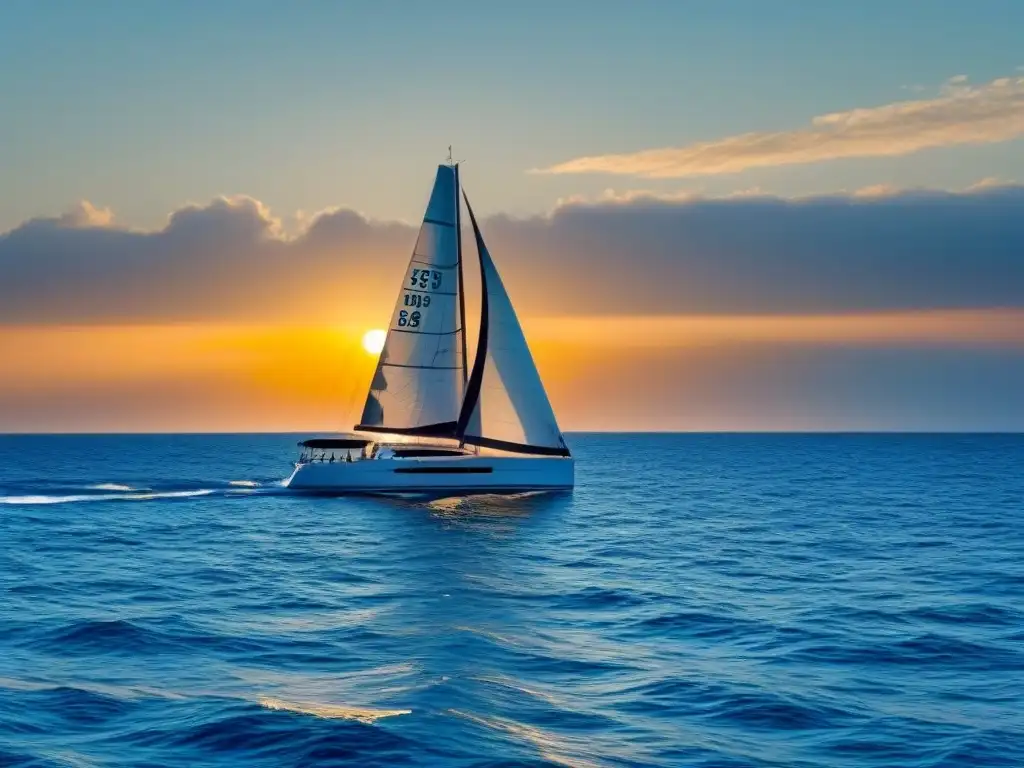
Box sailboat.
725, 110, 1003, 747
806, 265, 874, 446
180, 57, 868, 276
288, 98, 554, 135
285, 161, 574, 493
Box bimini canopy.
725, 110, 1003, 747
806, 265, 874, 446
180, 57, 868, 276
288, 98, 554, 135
299, 438, 372, 449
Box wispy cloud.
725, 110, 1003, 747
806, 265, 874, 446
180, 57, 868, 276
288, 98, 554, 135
539, 75, 1024, 178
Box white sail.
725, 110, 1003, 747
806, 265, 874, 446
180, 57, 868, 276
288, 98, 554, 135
457, 198, 570, 456
357, 165, 465, 436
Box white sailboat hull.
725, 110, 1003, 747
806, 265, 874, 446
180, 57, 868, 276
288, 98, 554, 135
285, 454, 573, 494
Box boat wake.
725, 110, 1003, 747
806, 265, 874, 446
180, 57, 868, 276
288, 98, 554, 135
0, 490, 214, 505
89, 483, 137, 492
0, 479, 288, 505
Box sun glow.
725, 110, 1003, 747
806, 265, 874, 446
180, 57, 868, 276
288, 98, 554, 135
362, 328, 387, 355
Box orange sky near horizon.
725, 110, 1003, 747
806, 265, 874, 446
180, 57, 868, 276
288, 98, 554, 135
2, 310, 1022, 433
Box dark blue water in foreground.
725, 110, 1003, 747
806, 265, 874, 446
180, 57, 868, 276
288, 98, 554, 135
1, 434, 1022, 767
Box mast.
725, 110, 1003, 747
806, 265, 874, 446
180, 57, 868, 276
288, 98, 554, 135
454, 160, 468, 389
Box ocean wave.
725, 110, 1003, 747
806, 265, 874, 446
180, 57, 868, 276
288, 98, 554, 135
27, 619, 180, 656
787, 632, 1024, 670
698, 690, 859, 731
21, 617, 272, 659
558, 585, 652, 608
0, 749, 48, 768
450, 709, 613, 768
1, 433, 1022, 766
148, 704, 417, 763
626, 610, 762, 640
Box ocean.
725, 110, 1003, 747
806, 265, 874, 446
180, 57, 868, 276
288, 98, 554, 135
0, 433, 1021, 767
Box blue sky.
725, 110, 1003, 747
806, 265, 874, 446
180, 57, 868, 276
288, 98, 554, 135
1, 2, 1023, 430
2, 0, 1023, 231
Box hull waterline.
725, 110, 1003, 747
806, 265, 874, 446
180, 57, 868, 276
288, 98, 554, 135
285, 455, 574, 494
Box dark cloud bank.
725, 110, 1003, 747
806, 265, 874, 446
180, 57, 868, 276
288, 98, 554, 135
2, 186, 1024, 324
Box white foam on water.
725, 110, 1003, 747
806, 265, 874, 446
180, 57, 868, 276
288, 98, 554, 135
258, 696, 411, 724
0, 489, 216, 505
89, 483, 136, 492
130, 489, 216, 500
0, 495, 103, 505
228, 480, 260, 488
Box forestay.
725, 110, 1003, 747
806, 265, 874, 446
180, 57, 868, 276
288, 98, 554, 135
457, 197, 570, 457
357, 165, 465, 436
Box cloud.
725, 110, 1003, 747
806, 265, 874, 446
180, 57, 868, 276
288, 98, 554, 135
0, 195, 412, 325
2, 184, 1024, 325
538, 75, 1024, 178
485, 183, 1024, 315
554, 188, 701, 208
56, 201, 115, 228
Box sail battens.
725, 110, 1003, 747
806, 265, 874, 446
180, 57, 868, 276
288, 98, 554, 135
382, 363, 462, 370
404, 287, 457, 296
410, 258, 458, 268
422, 216, 455, 228
390, 327, 462, 336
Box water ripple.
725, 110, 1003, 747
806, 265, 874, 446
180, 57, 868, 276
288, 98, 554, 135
0, 433, 1022, 766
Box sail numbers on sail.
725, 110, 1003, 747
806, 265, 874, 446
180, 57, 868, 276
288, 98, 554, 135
397, 267, 448, 326
409, 268, 443, 290
403, 293, 432, 308
397, 310, 421, 327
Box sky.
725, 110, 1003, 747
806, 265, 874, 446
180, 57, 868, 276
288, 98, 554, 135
1, 1, 1023, 432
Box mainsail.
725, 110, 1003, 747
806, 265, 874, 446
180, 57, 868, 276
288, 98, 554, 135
456, 195, 570, 457
356, 165, 465, 436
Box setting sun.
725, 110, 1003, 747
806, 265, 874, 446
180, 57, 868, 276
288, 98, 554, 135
362, 328, 387, 355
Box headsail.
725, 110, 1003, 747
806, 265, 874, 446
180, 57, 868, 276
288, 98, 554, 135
356, 165, 465, 436
457, 195, 570, 457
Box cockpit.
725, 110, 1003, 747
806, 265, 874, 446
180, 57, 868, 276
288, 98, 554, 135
296, 438, 471, 464
297, 437, 374, 464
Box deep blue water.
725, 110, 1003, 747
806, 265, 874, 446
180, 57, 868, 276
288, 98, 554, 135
0, 434, 1022, 767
